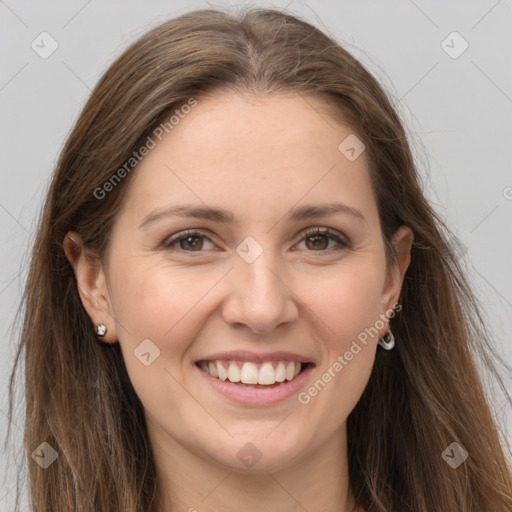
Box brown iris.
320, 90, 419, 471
179, 235, 204, 251
305, 234, 329, 250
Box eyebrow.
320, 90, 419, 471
139, 202, 366, 229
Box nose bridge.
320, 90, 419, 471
240, 252, 281, 300
222, 238, 298, 333
235, 233, 279, 289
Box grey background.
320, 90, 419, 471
1, 0, 511, 509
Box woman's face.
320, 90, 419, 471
68, 91, 411, 473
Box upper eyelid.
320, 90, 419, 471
164, 228, 216, 245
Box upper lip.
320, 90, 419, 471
196, 350, 314, 364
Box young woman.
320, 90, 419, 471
7, 6, 512, 511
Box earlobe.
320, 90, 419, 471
63, 231, 118, 343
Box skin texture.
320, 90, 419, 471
64, 91, 413, 512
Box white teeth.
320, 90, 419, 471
258, 362, 276, 385
200, 360, 304, 385
285, 362, 295, 381
275, 362, 286, 382
216, 361, 228, 381
241, 362, 259, 384
208, 361, 219, 378
227, 361, 241, 382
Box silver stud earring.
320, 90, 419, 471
378, 329, 395, 350
95, 323, 107, 337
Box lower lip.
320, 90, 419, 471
196, 364, 314, 406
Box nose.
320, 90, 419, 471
221, 252, 299, 335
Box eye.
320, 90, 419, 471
162, 227, 351, 254
295, 227, 351, 252
162, 230, 215, 252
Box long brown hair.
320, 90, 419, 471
7, 6, 512, 511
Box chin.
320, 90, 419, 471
203, 431, 308, 474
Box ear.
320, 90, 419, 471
63, 231, 118, 343
381, 225, 414, 314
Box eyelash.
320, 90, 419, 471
162, 227, 351, 254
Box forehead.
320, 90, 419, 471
119, 91, 376, 225
168, 90, 356, 158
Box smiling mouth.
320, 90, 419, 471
196, 360, 312, 387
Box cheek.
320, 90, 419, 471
105, 259, 223, 418
296, 267, 383, 408
305, 264, 385, 346
108, 256, 229, 351
259, 268, 382, 459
